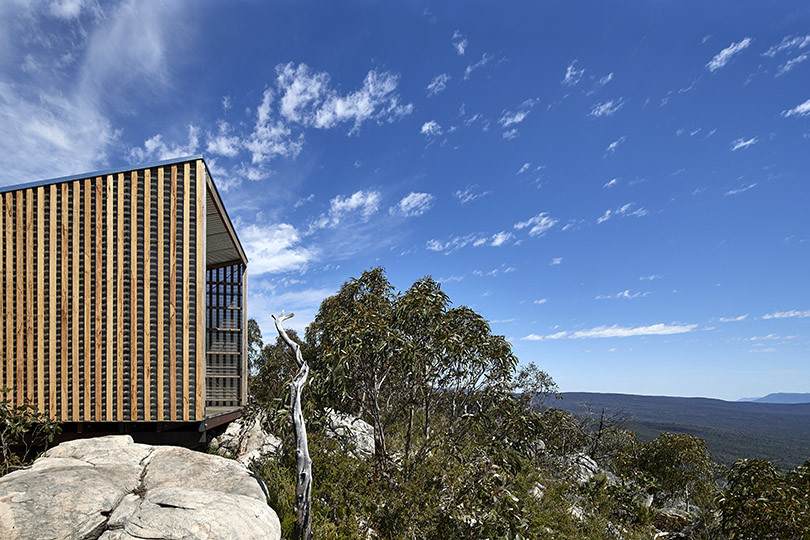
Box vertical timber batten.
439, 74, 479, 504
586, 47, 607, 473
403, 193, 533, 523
195, 160, 205, 421
144, 169, 151, 421
16, 190, 23, 408
36, 187, 44, 413
106, 175, 113, 421
4, 193, 12, 406
169, 166, 178, 421
116, 173, 124, 421
71, 183, 79, 420
157, 168, 165, 421
182, 162, 190, 421
25, 189, 33, 407
130, 171, 138, 421
95, 177, 103, 421
82, 178, 90, 420
49, 184, 57, 418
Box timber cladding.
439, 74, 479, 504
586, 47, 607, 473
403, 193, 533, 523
0, 157, 244, 423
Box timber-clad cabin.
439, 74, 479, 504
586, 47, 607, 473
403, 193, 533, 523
0, 155, 247, 437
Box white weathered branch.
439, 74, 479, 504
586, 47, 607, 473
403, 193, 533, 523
272, 311, 312, 540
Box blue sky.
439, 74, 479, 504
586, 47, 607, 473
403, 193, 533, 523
1, 1, 808, 400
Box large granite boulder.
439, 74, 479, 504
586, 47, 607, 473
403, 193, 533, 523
0, 435, 281, 540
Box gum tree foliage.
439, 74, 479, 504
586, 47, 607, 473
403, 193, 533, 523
304, 268, 549, 472
719, 458, 810, 539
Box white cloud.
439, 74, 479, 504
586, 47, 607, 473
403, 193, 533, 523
502, 128, 519, 140
293, 194, 314, 209
245, 88, 303, 163
452, 30, 468, 55
534, 298, 548, 305
603, 178, 618, 188
130, 124, 200, 163
240, 222, 315, 275
562, 60, 584, 85
454, 186, 490, 204
730, 137, 758, 151
551, 257, 563, 265
596, 289, 651, 300
604, 136, 626, 154
329, 190, 381, 223
597, 202, 647, 224
427, 73, 451, 96
763, 35, 810, 57
514, 212, 558, 236
206, 120, 241, 157
639, 274, 662, 281
706, 38, 752, 71
571, 323, 697, 339
762, 309, 810, 319
725, 183, 757, 196
589, 99, 625, 118
782, 99, 810, 118
718, 314, 749, 322
463, 53, 493, 80
776, 53, 808, 76
421, 120, 442, 137
221, 95, 232, 110
394, 192, 434, 217
597, 73, 614, 86
517, 163, 531, 174
499, 98, 537, 128
426, 234, 483, 253
490, 231, 513, 246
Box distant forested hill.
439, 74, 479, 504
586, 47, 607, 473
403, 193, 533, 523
553, 392, 810, 469
738, 392, 810, 404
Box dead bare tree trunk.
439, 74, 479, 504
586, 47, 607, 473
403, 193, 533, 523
273, 311, 313, 540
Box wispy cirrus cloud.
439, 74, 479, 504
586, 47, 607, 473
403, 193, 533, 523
730, 137, 758, 151
392, 192, 434, 217
597, 202, 648, 224
452, 30, 468, 55
762, 309, 810, 319
589, 98, 624, 118
718, 314, 749, 322
706, 38, 752, 71
562, 60, 584, 86
514, 212, 558, 236
725, 183, 757, 196
521, 322, 697, 341
426, 231, 513, 253
426, 73, 451, 96
464, 53, 493, 80
782, 99, 810, 118
763, 35, 810, 57
776, 54, 808, 76
454, 185, 491, 204
596, 289, 652, 300
604, 136, 626, 156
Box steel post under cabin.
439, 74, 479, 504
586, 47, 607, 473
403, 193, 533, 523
0, 155, 248, 433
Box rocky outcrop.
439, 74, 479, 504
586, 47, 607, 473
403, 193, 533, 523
324, 408, 375, 459
0, 435, 281, 540
210, 413, 282, 466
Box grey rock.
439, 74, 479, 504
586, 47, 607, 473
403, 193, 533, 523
144, 445, 268, 502
564, 453, 600, 485
324, 408, 375, 458
210, 414, 282, 466
0, 435, 280, 540
99, 487, 280, 540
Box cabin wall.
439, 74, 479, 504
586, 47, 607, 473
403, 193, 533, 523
0, 159, 207, 422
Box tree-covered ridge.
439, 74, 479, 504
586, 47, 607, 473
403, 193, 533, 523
248, 268, 810, 539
